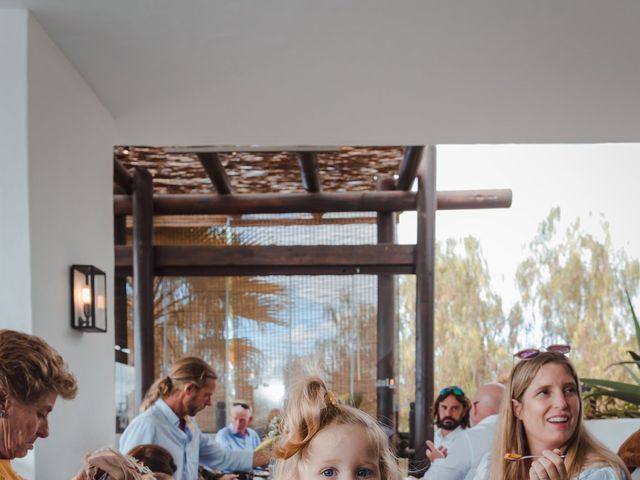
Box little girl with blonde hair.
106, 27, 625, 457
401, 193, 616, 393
272, 376, 402, 479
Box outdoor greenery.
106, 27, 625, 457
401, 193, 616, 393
515, 208, 639, 381
397, 207, 640, 429
582, 290, 640, 418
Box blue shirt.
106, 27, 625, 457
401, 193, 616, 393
579, 467, 628, 480
215, 425, 262, 451
119, 399, 253, 480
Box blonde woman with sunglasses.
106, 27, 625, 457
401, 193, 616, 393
484, 348, 629, 480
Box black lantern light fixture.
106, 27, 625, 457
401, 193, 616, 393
70, 264, 107, 332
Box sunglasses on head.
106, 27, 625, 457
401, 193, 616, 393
440, 386, 465, 397
514, 344, 571, 360
233, 402, 250, 409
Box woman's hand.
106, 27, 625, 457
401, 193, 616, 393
528, 449, 568, 480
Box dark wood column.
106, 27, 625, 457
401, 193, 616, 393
114, 214, 128, 365
376, 176, 397, 428
412, 146, 437, 475
133, 168, 155, 410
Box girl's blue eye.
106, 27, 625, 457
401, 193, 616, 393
357, 468, 373, 477
321, 468, 337, 477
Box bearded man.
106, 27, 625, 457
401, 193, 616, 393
431, 386, 471, 456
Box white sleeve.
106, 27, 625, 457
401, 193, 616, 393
466, 452, 490, 480
579, 467, 628, 480
423, 443, 472, 480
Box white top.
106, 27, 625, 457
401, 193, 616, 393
434, 426, 465, 450
423, 415, 499, 480
472, 455, 628, 480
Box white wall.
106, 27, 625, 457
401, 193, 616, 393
0, 10, 32, 333
586, 418, 640, 454
2, 13, 116, 480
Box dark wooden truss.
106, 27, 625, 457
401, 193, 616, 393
113, 145, 511, 474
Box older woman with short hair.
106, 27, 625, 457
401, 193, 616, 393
0, 329, 77, 479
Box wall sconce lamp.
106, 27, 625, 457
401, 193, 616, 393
70, 265, 107, 332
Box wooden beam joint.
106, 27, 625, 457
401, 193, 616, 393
296, 152, 321, 192
197, 152, 233, 194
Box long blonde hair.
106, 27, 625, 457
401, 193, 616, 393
489, 352, 629, 480
272, 376, 401, 480
140, 357, 217, 412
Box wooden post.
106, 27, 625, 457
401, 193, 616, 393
412, 146, 436, 476
133, 168, 154, 410
376, 176, 397, 428
114, 214, 128, 365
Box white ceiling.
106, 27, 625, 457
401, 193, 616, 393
3, 0, 640, 145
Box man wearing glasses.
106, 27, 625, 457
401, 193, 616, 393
215, 401, 261, 452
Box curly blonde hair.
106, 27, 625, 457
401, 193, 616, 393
0, 329, 77, 404
272, 376, 401, 480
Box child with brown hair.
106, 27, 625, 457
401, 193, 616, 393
271, 376, 402, 479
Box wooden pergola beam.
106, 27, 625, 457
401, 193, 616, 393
114, 158, 134, 194
115, 191, 415, 215
396, 146, 424, 191
113, 189, 511, 215
197, 152, 233, 194
437, 189, 513, 210
115, 244, 415, 276
296, 152, 321, 192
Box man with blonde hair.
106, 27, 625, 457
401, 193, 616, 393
119, 357, 270, 480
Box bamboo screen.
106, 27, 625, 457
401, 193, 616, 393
118, 213, 398, 432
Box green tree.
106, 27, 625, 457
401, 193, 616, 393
397, 236, 511, 429
515, 207, 640, 380
433, 237, 512, 391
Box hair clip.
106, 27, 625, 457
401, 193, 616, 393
325, 391, 338, 407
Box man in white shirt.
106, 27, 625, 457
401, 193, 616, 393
430, 385, 471, 458
420, 383, 505, 480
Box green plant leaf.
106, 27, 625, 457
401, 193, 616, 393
584, 388, 640, 405
582, 378, 640, 396
625, 288, 640, 355
609, 359, 640, 367
622, 364, 640, 385
582, 378, 640, 391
